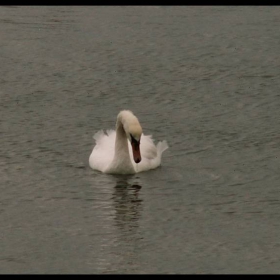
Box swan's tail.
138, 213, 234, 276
156, 140, 169, 156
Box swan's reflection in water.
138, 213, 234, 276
111, 175, 143, 235
108, 176, 144, 272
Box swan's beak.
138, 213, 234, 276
131, 141, 141, 164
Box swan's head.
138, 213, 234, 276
117, 110, 143, 164
127, 123, 142, 164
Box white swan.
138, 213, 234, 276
89, 110, 168, 174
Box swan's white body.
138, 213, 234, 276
89, 110, 168, 174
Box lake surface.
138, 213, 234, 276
0, 6, 280, 274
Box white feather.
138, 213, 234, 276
89, 110, 168, 174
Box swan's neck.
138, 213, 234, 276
108, 120, 135, 174
115, 122, 130, 158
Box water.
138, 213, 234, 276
0, 6, 280, 274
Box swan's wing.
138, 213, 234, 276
140, 134, 158, 160
156, 140, 169, 155
128, 134, 168, 173
89, 130, 116, 172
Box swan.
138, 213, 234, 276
89, 110, 168, 174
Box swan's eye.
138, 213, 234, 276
130, 134, 139, 144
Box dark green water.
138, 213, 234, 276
0, 6, 280, 273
